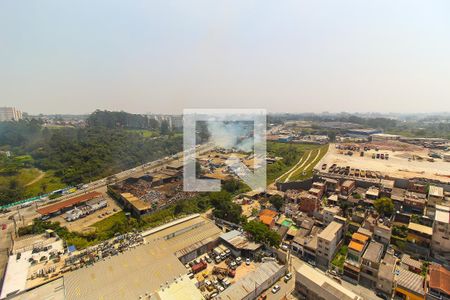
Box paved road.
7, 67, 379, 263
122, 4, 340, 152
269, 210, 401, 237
265, 276, 295, 300
287, 255, 382, 300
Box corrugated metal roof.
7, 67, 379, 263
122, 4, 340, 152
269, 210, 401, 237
408, 222, 432, 235
217, 262, 284, 300
37, 191, 102, 215
395, 267, 425, 296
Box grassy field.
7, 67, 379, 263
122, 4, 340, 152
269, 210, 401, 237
266, 142, 322, 184
23, 170, 65, 197
0, 168, 65, 199
92, 211, 128, 232
289, 144, 329, 181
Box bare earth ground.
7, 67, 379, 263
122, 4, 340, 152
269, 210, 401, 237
317, 143, 450, 181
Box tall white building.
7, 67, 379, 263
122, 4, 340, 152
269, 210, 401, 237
0, 107, 22, 121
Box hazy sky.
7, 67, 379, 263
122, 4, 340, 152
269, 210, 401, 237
1, 1, 449, 115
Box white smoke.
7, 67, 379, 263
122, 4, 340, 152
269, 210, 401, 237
206, 121, 254, 152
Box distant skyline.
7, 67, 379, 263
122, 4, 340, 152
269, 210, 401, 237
1, 1, 450, 115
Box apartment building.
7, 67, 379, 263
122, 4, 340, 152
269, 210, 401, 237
359, 241, 384, 289
316, 221, 344, 269
299, 193, 321, 216
343, 232, 370, 283
426, 186, 445, 218
323, 206, 342, 225
341, 180, 356, 196
0, 107, 22, 121
432, 205, 450, 261
376, 251, 396, 298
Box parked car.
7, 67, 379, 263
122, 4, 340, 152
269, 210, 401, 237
284, 273, 292, 282
271, 285, 281, 294
245, 258, 251, 265
236, 257, 242, 265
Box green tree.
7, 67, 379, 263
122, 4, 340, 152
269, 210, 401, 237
243, 220, 281, 247
269, 195, 284, 211
210, 191, 242, 224
374, 197, 394, 216
160, 120, 170, 135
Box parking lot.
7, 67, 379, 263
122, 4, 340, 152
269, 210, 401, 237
51, 194, 122, 232
183, 247, 260, 299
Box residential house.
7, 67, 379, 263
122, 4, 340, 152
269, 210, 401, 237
316, 221, 344, 269
427, 186, 444, 218
432, 205, 450, 261
360, 241, 384, 289
426, 264, 450, 300
394, 267, 425, 300
343, 232, 370, 283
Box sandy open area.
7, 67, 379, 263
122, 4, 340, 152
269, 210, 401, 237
316, 143, 450, 181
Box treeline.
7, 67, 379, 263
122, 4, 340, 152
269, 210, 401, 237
0, 121, 183, 185
87, 110, 160, 130
0, 112, 184, 204
33, 127, 182, 184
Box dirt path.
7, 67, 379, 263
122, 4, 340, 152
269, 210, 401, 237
284, 150, 314, 183
275, 151, 311, 183
25, 170, 45, 187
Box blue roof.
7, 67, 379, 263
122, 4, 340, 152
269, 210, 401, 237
68, 245, 76, 252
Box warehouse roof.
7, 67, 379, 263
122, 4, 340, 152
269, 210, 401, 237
65, 215, 221, 300
37, 191, 102, 215
121, 192, 151, 211
64, 241, 186, 300
8, 277, 65, 300
220, 230, 262, 251
217, 262, 284, 300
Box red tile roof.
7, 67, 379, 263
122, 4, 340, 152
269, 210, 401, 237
428, 264, 450, 296
37, 191, 103, 216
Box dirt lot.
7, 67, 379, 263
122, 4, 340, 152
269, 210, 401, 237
51, 194, 122, 233
317, 143, 450, 181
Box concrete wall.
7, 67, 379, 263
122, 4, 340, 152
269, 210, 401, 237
276, 179, 313, 192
